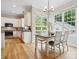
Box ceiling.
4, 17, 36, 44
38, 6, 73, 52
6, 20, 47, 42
1, 0, 76, 18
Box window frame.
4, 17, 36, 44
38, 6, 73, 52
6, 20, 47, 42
35, 16, 48, 33
54, 7, 76, 27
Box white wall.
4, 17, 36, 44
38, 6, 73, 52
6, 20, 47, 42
1, 32, 5, 48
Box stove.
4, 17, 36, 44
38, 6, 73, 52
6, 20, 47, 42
5, 23, 13, 37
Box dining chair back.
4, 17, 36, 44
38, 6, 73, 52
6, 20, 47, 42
48, 31, 62, 56
61, 31, 69, 53
63, 31, 69, 42
55, 31, 62, 42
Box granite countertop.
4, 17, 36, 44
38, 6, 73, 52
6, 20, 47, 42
1, 27, 31, 32
1, 27, 23, 32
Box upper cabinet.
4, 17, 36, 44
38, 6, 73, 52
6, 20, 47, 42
1, 17, 22, 27
24, 8, 32, 27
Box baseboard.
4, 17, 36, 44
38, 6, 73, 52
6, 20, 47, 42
68, 43, 77, 48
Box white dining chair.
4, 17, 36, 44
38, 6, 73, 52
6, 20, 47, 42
60, 31, 69, 53
48, 31, 62, 56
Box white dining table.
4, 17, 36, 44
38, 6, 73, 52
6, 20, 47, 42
35, 34, 51, 56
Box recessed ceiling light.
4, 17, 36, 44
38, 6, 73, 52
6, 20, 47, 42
12, 5, 16, 8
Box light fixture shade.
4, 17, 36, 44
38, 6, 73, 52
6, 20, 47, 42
50, 6, 54, 11
43, 6, 54, 12
43, 6, 48, 12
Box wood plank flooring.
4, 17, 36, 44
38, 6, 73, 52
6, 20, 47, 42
1, 38, 77, 59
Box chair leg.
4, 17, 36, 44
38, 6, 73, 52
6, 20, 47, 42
41, 41, 43, 51
45, 42, 47, 51
62, 43, 64, 53
41, 41, 42, 48
51, 46, 53, 52
66, 42, 69, 51
53, 46, 56, 58
59, 44, 61, 55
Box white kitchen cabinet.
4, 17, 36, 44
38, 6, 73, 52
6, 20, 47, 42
23, 32, 32, 44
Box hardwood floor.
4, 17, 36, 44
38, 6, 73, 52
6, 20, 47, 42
1, 38, 77, 59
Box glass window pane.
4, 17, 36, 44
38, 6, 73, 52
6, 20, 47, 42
71, 22, 75, 26
36, 27, 41, 30
64, 12, 67, 22
36, 16, 41, 25
64, 8, 75, 26
71, 9, 75, 21
67, 17, 71, 21
72, 9, 75, 16
67, 22, 72, 25
42, 27, 47, 30
55, 14, 62, 22
42, 17, 47, 26
67, 10, 71, 21
68, 10, 71, 16
72, 16, 75, 21
36, 16, 41, 32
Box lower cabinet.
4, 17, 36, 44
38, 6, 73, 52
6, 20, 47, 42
23, 32, 32, 44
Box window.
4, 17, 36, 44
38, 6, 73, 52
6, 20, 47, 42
54, 8, 76, 26
36, 16, 41, 32
64, 8, 76, 26
55, 13, 62, 22
35, 16, 48, 33
42, 17, 47, 32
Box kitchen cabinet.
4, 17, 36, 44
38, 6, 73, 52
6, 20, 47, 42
23, 31, 32, 44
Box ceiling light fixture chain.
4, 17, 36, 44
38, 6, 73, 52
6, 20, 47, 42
43, 0, 54, 34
